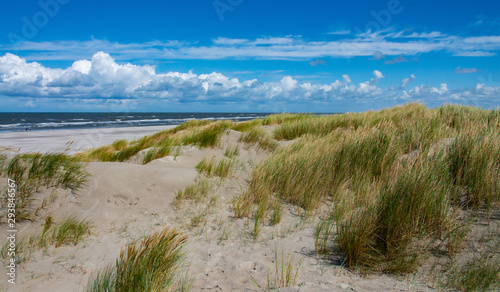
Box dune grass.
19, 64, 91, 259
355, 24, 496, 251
231, 119, 263, 132
51, 216, 93, 247
238, 127, 278, 152
77, 120, 233, 163
111, 139, 128, 151
174, 179, 211, 205
76, 114, 295, 163
270, 199, 283, 226
262, 113, 314, 126
180, 120, 233, 148
236, 103, 499, 274
224, 145, 240, 158
29, 215, 92, 249
86, 264, 116, 292
231, 191, 254, 219
2, 215, 93, 265
267, 242, 302, 289
85, 227, 188, 292
142, 146, 172, 164
314, 215, 335, 255
445, 252, 500, 291
230, 113, 312, 133
442, 230, 500, 291
0, 153, 8, 173
0, 237, 30, 265
195, 157, 235, 178
0, 153, 89, 221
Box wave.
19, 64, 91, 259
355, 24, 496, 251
0, 114, 267, 132
0, 123, 24, 128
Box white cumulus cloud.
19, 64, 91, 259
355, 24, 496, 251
1, 52, 499, 111
400, 74, 416, 88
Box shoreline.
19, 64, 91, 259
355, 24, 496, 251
0, 125, 178, 155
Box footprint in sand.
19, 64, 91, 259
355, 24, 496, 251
107, 194, 139, 206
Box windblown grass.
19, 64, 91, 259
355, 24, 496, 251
231, 119, 263, 132
248, 127, 401, 211
51, 216, 93, 247
0, 237, 30, 265
442, 228, 500, 291
85, 264, 116, 292
174, 179, 211, 204
30, 216, 92, 249
262, 113, 313, 126
77, 114, 316, 163
0, 153, 89, 221
85, 227, 188, 292
270, 199, 283, 226
195, 157, 234, 178
77, 120, 233, 163
224, 145, 240, 158
0, 153, 8, 173
238, 127, 278, 152
446, 132, 500, 210
231, 113, 313, 132
2, 215, 93, 265
142, 146, 171, 164
180, 120, 233, 148
111, 139, 128, 151
237, 103, 499, 274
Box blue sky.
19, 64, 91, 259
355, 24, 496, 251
0, 0, 499, 112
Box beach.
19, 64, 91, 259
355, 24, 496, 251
0, 126, 176, 155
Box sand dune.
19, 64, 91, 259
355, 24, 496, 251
0, 126, 435, 291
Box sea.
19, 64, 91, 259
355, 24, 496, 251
0, 113, 272, 132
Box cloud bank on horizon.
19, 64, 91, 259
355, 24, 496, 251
0, 52, 498, 112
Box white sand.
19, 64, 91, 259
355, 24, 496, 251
0, 125, 176, 155
0, 127, 435, 291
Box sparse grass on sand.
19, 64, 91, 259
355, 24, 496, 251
0, 215, 93, 265
0, 153, 89, 221
195, 156, 234, 178
224, 145, 240, 158
50, 216, 93, 248
174, 179, 212, 205
30, 215, 92, 248
85, 227, 188, 292
267, 244, 301, 289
